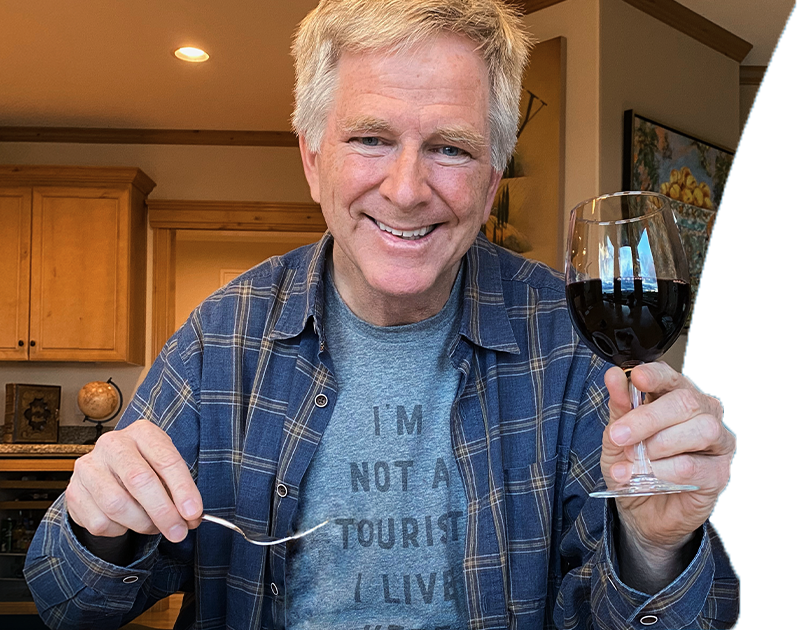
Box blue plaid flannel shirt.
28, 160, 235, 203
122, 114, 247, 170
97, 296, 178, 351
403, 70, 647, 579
25, 233, 738, 629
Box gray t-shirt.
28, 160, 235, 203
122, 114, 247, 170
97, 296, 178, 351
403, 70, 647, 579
285, 271, 468, 629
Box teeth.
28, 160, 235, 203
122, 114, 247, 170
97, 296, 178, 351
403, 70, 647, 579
376, 220, 434, 240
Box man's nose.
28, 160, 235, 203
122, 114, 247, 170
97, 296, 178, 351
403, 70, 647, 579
379, 147, 432, 210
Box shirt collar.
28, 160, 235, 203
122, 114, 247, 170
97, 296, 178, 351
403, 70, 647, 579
268, 231, 519, 354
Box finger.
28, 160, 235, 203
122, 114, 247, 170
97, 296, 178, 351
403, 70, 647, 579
610, 452, 732, 495
629, 362, 696, 401
630, 361, 684, 394
66, 468, 154, 538
638, 410, 736, 461
97, 429, 191, 543
609, 385, 719, 447
131, 421, 203, 521
71, 453, 159, 536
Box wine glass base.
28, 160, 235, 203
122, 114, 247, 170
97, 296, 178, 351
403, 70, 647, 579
589, 475, 699, 498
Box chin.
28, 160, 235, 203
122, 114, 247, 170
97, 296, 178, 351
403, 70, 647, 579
367, 269, 445, 299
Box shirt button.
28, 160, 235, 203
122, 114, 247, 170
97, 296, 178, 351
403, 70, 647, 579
122, 576, 139, 584
276, 483, 288, 498
271, 582, 279, 596
314, 393, 328, 407
639, 615, 658, 626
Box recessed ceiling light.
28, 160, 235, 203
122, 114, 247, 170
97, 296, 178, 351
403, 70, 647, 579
174, 47, 209, 62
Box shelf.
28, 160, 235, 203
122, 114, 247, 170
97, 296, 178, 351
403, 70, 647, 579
0, 553, 27, 558
0, 460, 77, 473
0, 481, 68, 490
0, 445, 92, 457
0, 501, 52, 510
0, 602, 37, 614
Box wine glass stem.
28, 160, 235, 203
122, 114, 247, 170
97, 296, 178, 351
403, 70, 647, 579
629, 378, 654, 477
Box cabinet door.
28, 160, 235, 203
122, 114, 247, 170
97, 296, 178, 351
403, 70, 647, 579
29, 187, 132, 362
0, 188, 32, 361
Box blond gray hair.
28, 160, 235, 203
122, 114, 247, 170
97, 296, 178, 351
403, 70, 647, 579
291, 0, 531, 171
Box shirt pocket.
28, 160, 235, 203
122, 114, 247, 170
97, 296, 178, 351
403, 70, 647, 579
503, 455, 557, 609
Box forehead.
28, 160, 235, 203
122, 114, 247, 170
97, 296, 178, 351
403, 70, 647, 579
330, 33, 491, 130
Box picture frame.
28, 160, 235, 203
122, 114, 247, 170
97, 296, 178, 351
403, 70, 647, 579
3, 383, 61, 444
622, 110, 735, 327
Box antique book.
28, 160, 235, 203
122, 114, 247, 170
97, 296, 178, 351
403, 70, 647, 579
3, 383, 61, 443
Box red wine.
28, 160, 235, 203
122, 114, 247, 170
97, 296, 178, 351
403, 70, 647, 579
566, 277, 691, 368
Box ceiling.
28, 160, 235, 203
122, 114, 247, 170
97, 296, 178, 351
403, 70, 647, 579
678, 0, 793, 66
0, 0, 793, 133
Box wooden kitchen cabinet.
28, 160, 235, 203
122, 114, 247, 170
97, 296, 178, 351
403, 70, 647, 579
0, 166, 155, 365
0, 449, 181, 626
0, 450, 84, 616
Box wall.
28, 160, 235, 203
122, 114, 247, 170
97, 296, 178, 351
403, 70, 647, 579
0, 1, 743, 415
599, 0, 739, 371
739, 82, 760, 135
0, 143, 311, 202
524, 0, 601, 217
598, 0, 740, 194
0, 142, 312, 427
507, 36, 566, 271
525, 0, 740, 371
175, 231, 323, 328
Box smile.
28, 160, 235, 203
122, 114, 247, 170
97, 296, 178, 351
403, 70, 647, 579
374, 219, 436, 240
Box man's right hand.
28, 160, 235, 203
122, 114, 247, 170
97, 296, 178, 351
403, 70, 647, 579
65, 419, 203, 543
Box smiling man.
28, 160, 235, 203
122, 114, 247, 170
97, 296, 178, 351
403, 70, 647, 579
299, 31, 502, 326
25, 1, 738, 629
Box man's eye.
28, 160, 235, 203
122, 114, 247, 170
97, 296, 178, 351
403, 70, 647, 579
439, 146, 468, 158
355, 137, 381, 147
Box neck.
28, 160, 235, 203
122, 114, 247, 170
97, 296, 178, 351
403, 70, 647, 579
327, 251, 461, 327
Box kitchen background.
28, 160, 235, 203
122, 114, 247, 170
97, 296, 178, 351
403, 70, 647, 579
0, 0, 792, 426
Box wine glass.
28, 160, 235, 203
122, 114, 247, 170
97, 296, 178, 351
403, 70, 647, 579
565, 191, 697, 497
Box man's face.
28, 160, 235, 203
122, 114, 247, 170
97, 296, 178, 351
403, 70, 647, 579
300, 33, 502, 325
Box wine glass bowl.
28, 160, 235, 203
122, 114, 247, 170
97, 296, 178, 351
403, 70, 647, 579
565, 191, 697, 497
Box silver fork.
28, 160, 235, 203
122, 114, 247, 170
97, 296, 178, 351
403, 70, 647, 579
200, 513, 330, 546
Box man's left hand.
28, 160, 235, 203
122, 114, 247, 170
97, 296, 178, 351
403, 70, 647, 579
601, 362, 735, 583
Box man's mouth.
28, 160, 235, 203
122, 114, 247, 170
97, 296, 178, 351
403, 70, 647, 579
374, 219, 436, 240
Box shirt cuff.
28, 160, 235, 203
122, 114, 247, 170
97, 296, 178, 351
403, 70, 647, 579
592, 500, 714, 629
31, 494, 162, 612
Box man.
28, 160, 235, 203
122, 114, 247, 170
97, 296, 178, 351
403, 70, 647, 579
25, 1, 738, 628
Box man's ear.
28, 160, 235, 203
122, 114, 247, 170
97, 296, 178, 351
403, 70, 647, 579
298, 134, 321, 203
481, 167, 504, 224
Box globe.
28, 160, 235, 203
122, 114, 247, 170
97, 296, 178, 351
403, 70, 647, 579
78, 381, 121, 420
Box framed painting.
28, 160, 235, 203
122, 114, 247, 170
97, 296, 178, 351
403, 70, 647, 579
622, 110, 735, 327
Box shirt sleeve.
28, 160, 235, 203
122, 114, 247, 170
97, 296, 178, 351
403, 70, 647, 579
553, 356, 739, 630
24, 328, 202, 629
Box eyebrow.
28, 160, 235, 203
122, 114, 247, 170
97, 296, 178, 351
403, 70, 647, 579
340, 115, 392, 135
435, 125, 487, 151
340, 116, 487, 152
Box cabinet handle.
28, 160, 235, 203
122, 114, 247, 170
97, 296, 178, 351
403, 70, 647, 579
30, 340, 36, 347
18, 340, 24, 347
